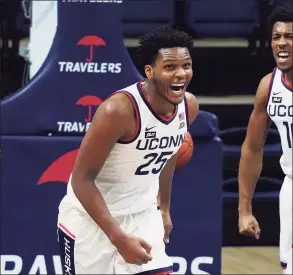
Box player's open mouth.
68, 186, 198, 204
277, 51, 290, 63
170, 83, 185, 94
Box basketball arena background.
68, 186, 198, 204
0, 0, 291, 274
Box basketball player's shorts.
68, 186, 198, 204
279, 175, 292, 274
57, 199, 173, 274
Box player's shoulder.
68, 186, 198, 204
184, 91, 199, 125
254, 70, 276, 110
258, 67, 279, 92
259, 71, 274, 88
98, 91, 135, 120
185, 91, 197, 103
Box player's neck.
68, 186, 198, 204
142, 81, 176, 118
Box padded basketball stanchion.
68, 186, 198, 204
1, 0, 142, 135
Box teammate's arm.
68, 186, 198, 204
158, 92, 199, 243
185, 91, 199, 125
159, 153, 177, 243
71, 93, 152, 265
238, 73, 272, 239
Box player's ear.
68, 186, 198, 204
144, 65, 153, 79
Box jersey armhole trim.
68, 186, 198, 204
266, 67, 277, 108
281, 72, 293, 91
184, 96, 190, 131
106, 91, 141, 144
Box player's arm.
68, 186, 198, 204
71, 93, 135, 244
185, 91, 199, 125
72, 94, 153, 265
158, 92, 199, 243
238, 74, 272, 214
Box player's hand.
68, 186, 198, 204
161, 210, 173, 244
113, 234, 153, 265
238, 212, 261, 239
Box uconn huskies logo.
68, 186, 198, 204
268, 104, 293, 149
136, 133, 185, 151
134, 133, 185, 175
268, 104, 293, 117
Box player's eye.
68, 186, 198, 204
165, 65, 174, 70
183, 63, 192, 69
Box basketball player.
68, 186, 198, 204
238, 6, 292, 274
57, 26, 199, 274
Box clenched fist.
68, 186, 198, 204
238, 213, 261, 239
113, 234, 153, 265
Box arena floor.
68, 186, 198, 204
222, 246, 281, 274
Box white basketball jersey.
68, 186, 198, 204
65, 81, 189, 216
267, 68, 293, 177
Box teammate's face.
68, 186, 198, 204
271, 21, 293, 72
145, 47, 193, 104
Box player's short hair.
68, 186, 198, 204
137, 26, 194, 67
267, 5, 293, 35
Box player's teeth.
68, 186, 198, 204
278, 52, 289, 57
171, 83, 185, 86
170, 83, 184, 94
171, 88, 183, 94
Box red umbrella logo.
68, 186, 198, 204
76, 95, 103, 122
77, 35, 106, 62
37, 149, 79, 185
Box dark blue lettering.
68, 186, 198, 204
278, 105, 286, 117
136, 139, 149, 150
169, 136, 179, 148
136, 134, 186, 151
159, 137, 169, 149
178, 134, 185, 145
268, 105, 276, 116
149, 138, 159, 150
289, 106, 293, 117
269, 104, 293, 117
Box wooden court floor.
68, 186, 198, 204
222, 246, 282, 274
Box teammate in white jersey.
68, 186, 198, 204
238, 6, 292, 274
57, 26, 199, 274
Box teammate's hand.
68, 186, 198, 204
238, 213, 261, 239
161, 210, 173, 244
113, 234, 153, 265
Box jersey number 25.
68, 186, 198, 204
135, 151, 173, 175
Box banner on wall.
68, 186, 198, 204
1, 133, 222, 275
